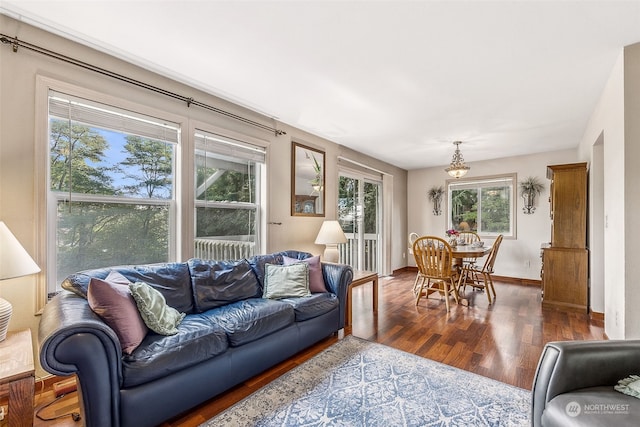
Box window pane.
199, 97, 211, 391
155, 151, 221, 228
450, 188, 479, 231
49, 118, 174, 199
56, 201, 169, 283
195, 207, 256, 239
448, 174, 515, 237
338, 176, 358, 233
195, 152, 255, 203
480, 186, 511, 233
363, 181, 379, 234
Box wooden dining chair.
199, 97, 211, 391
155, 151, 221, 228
457, 230, 481, 270
460, 234, 503, 304
408, 232, 422, 292
412, 236, 459, 311
458, 231, 480, 245
408, 232, 419, 255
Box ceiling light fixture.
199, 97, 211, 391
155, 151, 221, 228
445, 141, 470, 179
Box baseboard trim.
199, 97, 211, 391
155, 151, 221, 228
395, 267, 541, 287
590, 311, 604, 322
395, 266, 417, 274
492, 275, 541, 287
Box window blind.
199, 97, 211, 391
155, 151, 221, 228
194, 131, 266, 163
48, 90, 180, 144
449, 176, 513, 191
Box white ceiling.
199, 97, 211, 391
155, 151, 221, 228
2, 1, 640, 170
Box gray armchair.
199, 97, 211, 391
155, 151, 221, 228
532, 340, 640, 426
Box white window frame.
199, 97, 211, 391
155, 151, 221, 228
35, 77, 187, 304
446, 173, 517, 238
192, 125, 267, 257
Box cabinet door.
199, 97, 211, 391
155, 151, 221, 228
542, 248, 588, 311
547, 163, 587, 248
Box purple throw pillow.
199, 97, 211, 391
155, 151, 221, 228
88, 270, 148, 354
283, 255, 328, 293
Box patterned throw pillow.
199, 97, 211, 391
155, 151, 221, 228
87, 271, 148, 354
129, 281, 185, 335
262, 263, 311, 299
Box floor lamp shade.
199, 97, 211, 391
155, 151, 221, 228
314, 220, 347, 263
0, 221, 40, 341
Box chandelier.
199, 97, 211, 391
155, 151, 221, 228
445, 141, 470, 179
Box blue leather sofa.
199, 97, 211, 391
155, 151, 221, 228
38, 250, 353, 427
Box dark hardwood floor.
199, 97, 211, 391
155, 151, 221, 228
32, 270, 605, 426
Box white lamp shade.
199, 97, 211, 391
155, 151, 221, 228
314, 220, 347, 245
0, 221, 40, 341
315, 220, 347, 263
0, 221, 40, 280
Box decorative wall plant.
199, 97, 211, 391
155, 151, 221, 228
519, 176, 544, 214
428, 186, 444, 216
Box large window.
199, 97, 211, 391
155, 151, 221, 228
447, 174, 516, 237
193, 130, 265, 260
47, 90, 179, 292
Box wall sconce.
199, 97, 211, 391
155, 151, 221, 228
428, 186, 444, 216
519, 176, 544, 214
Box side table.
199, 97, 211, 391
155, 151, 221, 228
346, 270, 379, 326
0, 329, 35, 427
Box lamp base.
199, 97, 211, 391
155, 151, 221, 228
0, 297, 12, 342
323, 244, 340, 263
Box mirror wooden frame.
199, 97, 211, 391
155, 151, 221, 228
291, 141, 325, 217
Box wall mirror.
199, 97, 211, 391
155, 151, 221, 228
291, 141, 325, 216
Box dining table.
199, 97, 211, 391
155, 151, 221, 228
450, 243, 491, 305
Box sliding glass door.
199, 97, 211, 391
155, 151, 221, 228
338, 173, 381, 272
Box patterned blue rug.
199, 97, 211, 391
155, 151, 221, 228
201, 335, 530, 426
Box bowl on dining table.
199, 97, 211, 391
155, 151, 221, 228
472, 241, 485, 248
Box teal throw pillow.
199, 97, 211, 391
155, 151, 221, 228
263, 263, 311, 299
129, 281, 185, 335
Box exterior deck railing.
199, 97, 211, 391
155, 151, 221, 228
339, 233, 378, 272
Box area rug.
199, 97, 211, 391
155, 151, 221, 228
201, 335, 530, 426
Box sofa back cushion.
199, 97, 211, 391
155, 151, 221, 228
61, 262, 194, 313
188, 258, 261, 312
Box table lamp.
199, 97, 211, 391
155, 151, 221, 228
314, 220, 347, 263
0, 221, 40, 341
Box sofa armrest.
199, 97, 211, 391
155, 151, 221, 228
39, 291, 123, 427
321, 263, 353, 329
531, 339, 640, 427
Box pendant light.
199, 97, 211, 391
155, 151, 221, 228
445, 141, 470, 179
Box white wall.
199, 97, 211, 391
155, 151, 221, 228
577, 50, 626, 338
623, 43, 640, 338
577, 43, 640, 339
408, 149, 580, 281
0, 15, 407, 374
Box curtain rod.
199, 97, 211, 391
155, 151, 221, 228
0, 34, 286, 136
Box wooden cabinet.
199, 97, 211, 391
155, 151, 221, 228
542, 248, 588, 311
547, 163, 587, 248
542, 162, 588, 312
